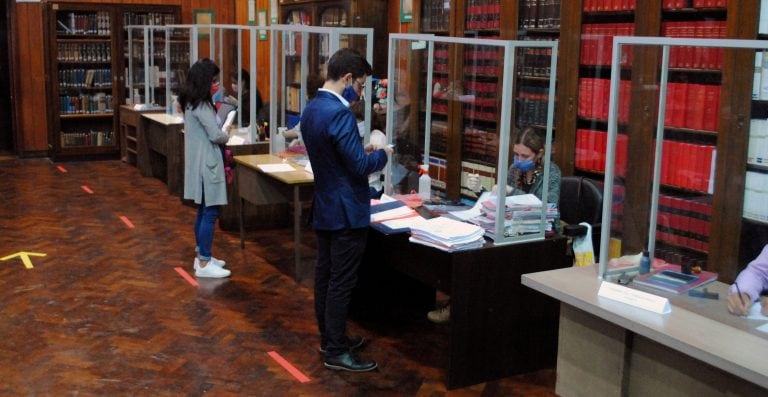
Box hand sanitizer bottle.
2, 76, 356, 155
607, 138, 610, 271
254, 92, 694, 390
418, 164, 431, 201
639, 249, 651, 274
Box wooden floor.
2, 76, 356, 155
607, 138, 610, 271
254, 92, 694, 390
0, 157, 557, 396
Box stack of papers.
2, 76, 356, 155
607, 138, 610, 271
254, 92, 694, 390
467, 193, 559, 238
408, 216, 485, 252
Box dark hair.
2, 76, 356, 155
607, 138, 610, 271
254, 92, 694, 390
326, 48, 373, 81
513, 127, 546, 157
306, 73, 324, 100
371, 110, 386, 133
179, 58, 220, 111
230, 69, 250, 87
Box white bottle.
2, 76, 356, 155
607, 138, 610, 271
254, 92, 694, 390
418, 164, 431, 201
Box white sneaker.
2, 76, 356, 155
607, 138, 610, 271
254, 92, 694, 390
209, 256, 226, 268
194, 257, 226, 270
194, 259, 231, 278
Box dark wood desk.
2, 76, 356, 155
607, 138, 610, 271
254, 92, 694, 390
138, 113, 184, 197
354, 231, 571, 389
118, 105, 162, 165
234, 154, 314, 280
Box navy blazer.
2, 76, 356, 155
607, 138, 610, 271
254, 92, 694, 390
301, 90, 388, 231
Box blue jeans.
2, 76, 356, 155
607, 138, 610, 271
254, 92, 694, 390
194, 192, 221, 261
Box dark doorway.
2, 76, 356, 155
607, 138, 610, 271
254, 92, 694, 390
0, 0, 14, 152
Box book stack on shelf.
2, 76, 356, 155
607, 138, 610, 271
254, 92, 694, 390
663, 1, 729, 9
577, 78, 631, 123
575, 129, 628, 176
58, 11, 111, 35
583, 0, 637, 12
659, 140, 716, 192
657, 194, 712, 252
465, 0, 500, 31
421, 0, 450, 32
581, 23, 635, 67
519, 0, 561, 29
748, 119, 768, 165
744, 171, 768, 222
662, 21, 725, 70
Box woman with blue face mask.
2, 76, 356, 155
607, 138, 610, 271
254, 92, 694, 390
505, 127, 561, 206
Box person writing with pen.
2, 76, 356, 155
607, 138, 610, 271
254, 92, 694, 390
727, 244, 768, 316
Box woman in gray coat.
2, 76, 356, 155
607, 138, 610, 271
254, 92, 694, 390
179, 58, 231, 278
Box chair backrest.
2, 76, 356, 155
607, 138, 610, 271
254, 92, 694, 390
559, 176, 603, 226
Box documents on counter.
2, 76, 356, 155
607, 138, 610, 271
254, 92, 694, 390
257, 163, 297, 173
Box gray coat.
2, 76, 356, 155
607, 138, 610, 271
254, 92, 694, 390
183, 103, 230, 206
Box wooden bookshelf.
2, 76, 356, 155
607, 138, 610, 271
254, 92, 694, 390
43, 2, 179, 161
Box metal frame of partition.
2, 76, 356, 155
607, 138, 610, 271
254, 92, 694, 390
268, 24, 374, 155
598, 36, 768, 279
385, 33, 558, 246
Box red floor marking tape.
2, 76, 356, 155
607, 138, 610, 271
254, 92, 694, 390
268, 351, 311, 383
118, 215, 135, 229
174, 267, 199, 287
56, 165, 67, 173
81, 185, 94, 194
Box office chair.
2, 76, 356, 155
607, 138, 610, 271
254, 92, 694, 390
559, 176, 603, 258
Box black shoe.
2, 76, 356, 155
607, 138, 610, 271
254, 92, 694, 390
319, 335, 365, 354
323, 352, 377, 372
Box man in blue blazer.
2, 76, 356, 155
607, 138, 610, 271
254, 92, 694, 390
301, 48, 392, 372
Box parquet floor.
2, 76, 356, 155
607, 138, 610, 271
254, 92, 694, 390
0, 157, 557, 396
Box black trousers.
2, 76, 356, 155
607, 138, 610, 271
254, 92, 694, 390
314, 227, 368, 357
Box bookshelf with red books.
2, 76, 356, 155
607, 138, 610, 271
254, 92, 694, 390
554, 0, 765, 282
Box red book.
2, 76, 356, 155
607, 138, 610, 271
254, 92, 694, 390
586, 129, 597, 171
575, 129, 586, 169
684, 83, 705, 131
594, 131, 608, 172
661, 140, 671, 185
702, 85, 720, 132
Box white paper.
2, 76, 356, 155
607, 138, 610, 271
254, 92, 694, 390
747, 302, 768, 321
598, 281, 671, 314
381, 216, 426, 230
756, 323, 768, 333
227, 135, 246, 146
257, 163, 296, 173
371, 206, 417, 223
448, 191, 490, 220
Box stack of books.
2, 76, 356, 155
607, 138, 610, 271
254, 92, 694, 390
408, 216, 485, 252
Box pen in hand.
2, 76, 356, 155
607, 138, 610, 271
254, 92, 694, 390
734, 282, 746, 306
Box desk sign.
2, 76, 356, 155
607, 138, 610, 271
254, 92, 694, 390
598, 281, 671, 314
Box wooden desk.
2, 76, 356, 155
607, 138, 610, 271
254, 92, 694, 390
118, 105, 163, 165
522, 266, 768, 396
138, 113, 184, 197
234, 154, 314, 280
354, 232, 571, 389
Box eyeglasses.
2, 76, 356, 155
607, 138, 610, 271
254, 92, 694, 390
353, 77, 366, 90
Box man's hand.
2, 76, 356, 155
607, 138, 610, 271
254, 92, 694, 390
365, 144, 393, 155
727, 292, 752, 316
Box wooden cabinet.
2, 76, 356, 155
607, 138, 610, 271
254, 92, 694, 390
279, 0, 388, 77
44, 2, 179, 161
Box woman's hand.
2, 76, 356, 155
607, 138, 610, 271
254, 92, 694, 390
727, 292, 753, 316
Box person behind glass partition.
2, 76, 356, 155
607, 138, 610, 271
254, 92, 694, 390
727, 244, 768, 316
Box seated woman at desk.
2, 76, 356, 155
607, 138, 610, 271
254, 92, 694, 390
428, 126, 562, 324
727, 244, 768, 316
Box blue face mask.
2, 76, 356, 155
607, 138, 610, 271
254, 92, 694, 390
514, 158, 535, 172
342, 85, 359, 102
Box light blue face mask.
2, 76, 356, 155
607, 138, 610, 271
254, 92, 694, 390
514, 158, 535, 172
